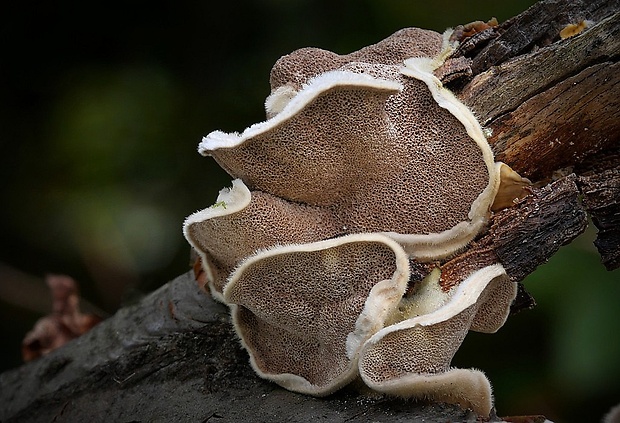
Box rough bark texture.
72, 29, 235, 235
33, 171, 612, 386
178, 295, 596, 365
576, 148, 620, 269
1, 0, 618, 421
439, 176, 588, 294
454, 0, 619, 271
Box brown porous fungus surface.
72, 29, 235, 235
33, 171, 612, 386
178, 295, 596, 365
184, 26, 529, 417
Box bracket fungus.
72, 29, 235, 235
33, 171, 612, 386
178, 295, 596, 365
184, 27, 527, 416
359, 264, 516, 416
223, 233, 409, 396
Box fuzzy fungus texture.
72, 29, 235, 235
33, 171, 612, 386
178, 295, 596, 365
224, 234, 409, 395
197, 35, 500, 260
359, 264, 516, 416
184, 27, 523, 416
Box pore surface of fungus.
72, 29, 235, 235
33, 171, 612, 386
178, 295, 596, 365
183, 179, 342, 299
185, 27, 525, 416
358, 264, 516, 416
223, 234, 409, 395
196, 28, 502, 261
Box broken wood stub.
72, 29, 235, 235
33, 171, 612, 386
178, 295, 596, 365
577, 148, 620, 270
492, 176, 589, 280
439, 176, 588, 294
458, 10, 619, 183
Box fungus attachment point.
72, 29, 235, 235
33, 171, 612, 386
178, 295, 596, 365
358, 264, 516, 417
223, 234, 410, 396
491, 163, 532, 211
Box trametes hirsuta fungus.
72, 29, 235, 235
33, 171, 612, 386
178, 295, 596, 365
184, 27, 529, 416
358, 264, 517, 416
223, 234, 409, 396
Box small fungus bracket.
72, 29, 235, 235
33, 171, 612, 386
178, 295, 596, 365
223, 234, 409, 395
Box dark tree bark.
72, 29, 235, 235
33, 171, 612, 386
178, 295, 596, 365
1, 0, 618, 421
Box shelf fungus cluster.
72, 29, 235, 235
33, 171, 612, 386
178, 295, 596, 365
184, 27, 528, 416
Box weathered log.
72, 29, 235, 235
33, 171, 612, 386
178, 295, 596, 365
456, 0, 619, 270
1, 0, 617, 421
0, 272, 487, 422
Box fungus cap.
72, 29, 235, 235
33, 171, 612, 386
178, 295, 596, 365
198, 33, 501, 260
183, 179, 341, 300
358, 264, 517, 416
269, 27, 444, 92
222, 233, 410, 396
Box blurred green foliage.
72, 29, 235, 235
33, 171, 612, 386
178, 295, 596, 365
1, 1, 617, 422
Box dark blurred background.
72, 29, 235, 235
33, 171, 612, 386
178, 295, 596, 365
1, 1, 618, 422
